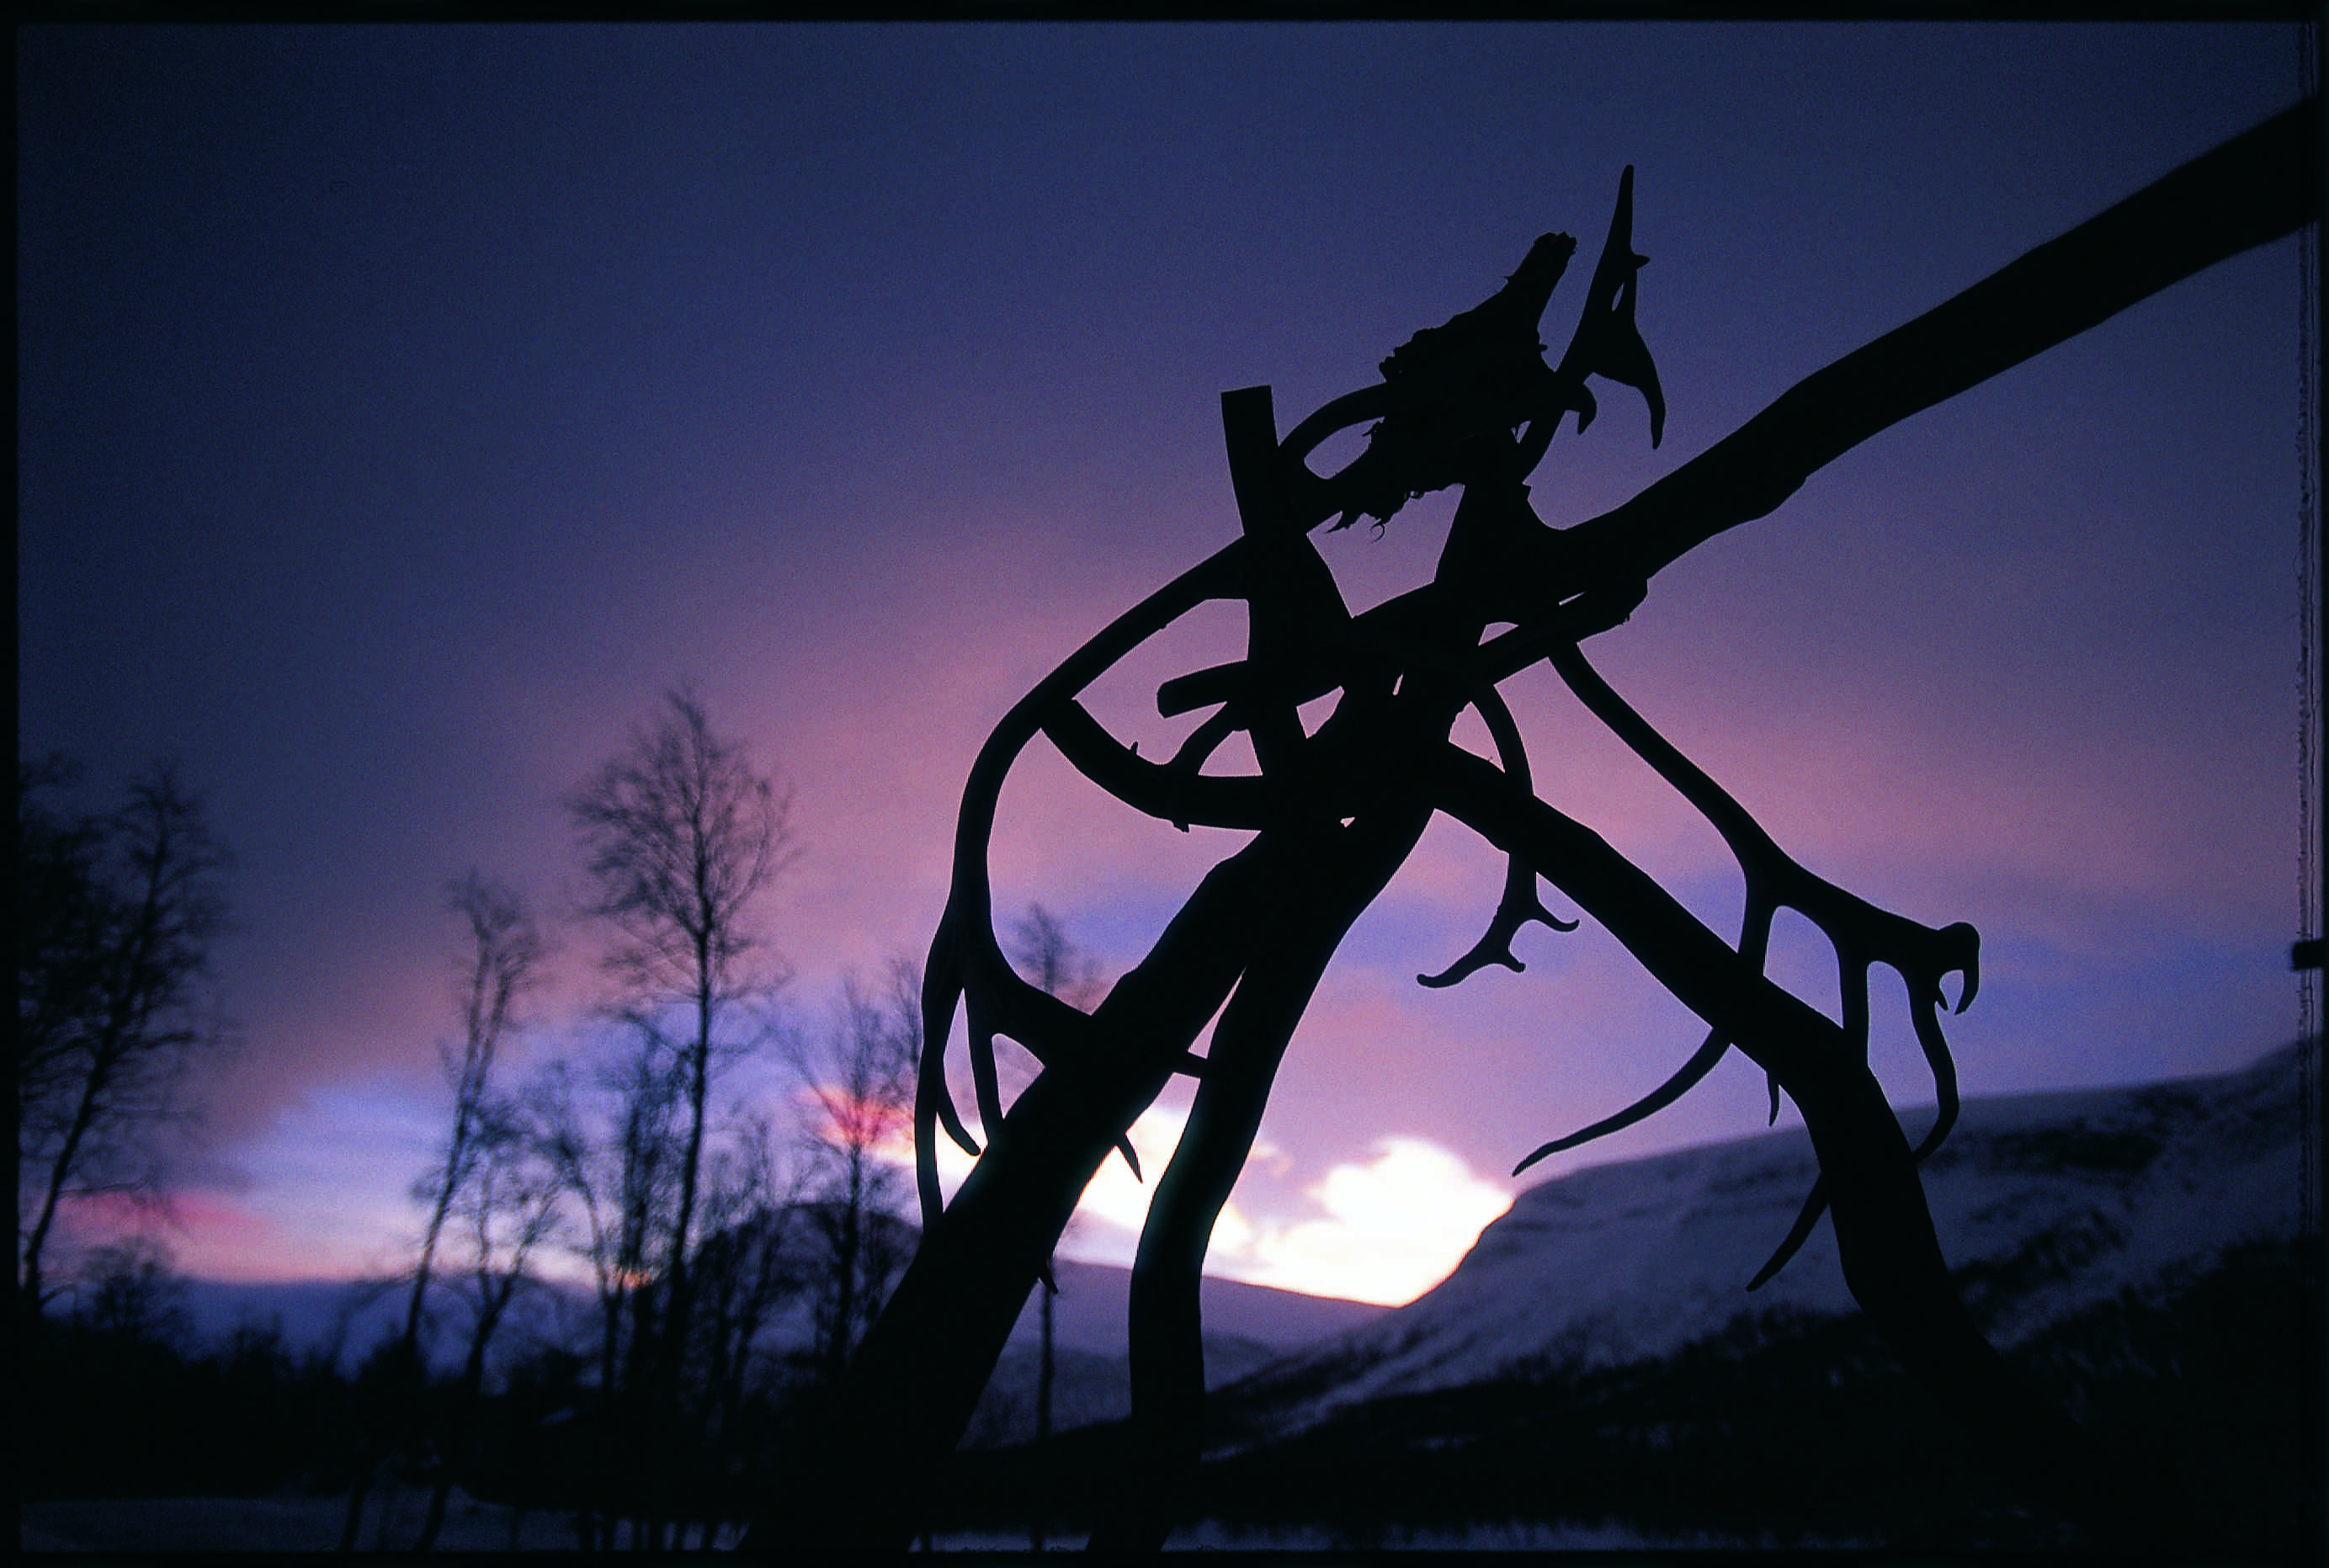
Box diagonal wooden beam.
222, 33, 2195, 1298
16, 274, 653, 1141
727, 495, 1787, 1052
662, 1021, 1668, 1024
1561, 96, 2321, 592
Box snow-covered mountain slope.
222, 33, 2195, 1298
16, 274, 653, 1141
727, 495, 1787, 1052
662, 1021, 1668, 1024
1229, 1039, 2310, 1436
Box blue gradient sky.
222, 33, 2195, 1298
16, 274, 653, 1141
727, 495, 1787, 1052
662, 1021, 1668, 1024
18, 24, 2316, 1303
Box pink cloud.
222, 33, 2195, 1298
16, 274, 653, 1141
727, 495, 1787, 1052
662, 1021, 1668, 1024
46, 1187, 286, 1284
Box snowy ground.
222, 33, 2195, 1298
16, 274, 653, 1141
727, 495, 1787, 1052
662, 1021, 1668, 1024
921, 1518, 1762, 1550
20, 1488, 617, 1553
19, 1496, 1742, 1552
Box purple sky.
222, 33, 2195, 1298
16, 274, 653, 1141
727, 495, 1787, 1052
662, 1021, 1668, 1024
19, 24, 2316, 1303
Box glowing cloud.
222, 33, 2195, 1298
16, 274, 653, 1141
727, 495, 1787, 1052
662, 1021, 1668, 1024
887, 1108, 1508, 1306
1210, 1136, 1514, 1307
1070, 1101, 1191, 1237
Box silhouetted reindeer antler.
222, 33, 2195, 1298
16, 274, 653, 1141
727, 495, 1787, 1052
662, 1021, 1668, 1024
749, 96, 2318, 1555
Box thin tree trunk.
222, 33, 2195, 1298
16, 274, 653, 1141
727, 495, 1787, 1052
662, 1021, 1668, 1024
829, 1163, 860, 1390
28, 812, 183, 1315
1032, 1262, 1053, 1551
622, 1278, 658, 1549
339, 1333, 424, 1552
338, 1459, 377, 1552
22, 897, 161, 1317
403, 1114, 468, 1349
646, 977, 714, 1550
600, 1274, 632, 1549
413, 1277, 511, 1553
20, 1057, 111, 1320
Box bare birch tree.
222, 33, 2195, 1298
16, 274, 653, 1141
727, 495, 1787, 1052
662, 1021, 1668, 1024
683, 1114, 806, 1547
1005, 905, 1103, 1549
529, 1041, 684, 1549
343, 871, 546, 1550
412, 1093, 563, 1552
403, 874, 549, 1355
566, 685, 795, 1547
789, 961, 919, 1396
17, 758, 232, 1326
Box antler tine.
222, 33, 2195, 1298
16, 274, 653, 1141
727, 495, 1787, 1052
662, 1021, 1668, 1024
1550, 165, 1665, 449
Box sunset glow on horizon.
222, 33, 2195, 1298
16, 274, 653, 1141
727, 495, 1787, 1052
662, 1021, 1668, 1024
885, 1100, 1517, 1308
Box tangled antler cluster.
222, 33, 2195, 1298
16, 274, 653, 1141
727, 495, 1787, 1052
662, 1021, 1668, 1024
911, 169, 1992, 1548
749, 99, 2318, 1555
916, 172, 1657, 1210
921, 163, 1970, 1300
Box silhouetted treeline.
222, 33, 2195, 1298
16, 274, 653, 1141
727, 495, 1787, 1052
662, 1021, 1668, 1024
23, 1271, 349, 1502
17, 1220, 908, 1533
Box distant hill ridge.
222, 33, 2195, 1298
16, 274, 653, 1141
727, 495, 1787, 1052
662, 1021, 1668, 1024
173, 1221, 1384, 1385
